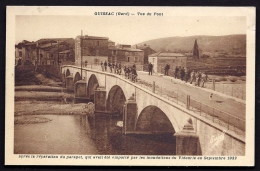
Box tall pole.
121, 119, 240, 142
81, 30, 83, 79
35, 42, 39, 75
58, 40, 59, 65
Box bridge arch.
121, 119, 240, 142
65, 69, 71, 77
87, 74, 99, 101
106, 85, 126, 116
74, 72, 81, 83
136, 105, 176, 134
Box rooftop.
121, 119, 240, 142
108, 47, 143, 52
124, 48, 143, 52
149, 52, 186, 57
136, 45, 153, 50
75, 35, 109, 40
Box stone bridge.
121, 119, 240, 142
61, 65, 245, 156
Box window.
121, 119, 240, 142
127, 57, 130, 62
112, 50, 116, 55
135, 57, 139, 62
97, 41, 100, 46
153, 58, 155, 63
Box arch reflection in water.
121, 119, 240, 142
86, 114, 176, 155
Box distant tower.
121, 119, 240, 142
193, 39, 199, 59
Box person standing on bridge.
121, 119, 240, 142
190, 70, 196, 84
164, 64, 170, 76
180, 67, 185, 81
114, 62, 117, 74
132, 63, 136, 70
195, 71, 202, 86
104, 61, 107, 72
111, 62, 114, 73
85, 60, 88, 67
132, 67, 138, 82
101, 61, 104, 72
174, 66, 179, 79
148, 62, 153, 75
201, 72, 208, 88
123, 65, 127, 78
108, 62, 112, 72
118, 62, 122, 75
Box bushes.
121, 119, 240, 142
240, 77, 246, 81
229, 77, 238, 82
15, 65, 41, 86
36, 65, 61, 80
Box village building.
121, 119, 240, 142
108, 40, 115, 47
19, 41, 37, 65
16, 38, 75, 66
135, 44, 157, 64
38, 38, 75, 65
148, 52, 189, 73
15, 42, 24, 65
108, 44, 144, 65
75, 35, 109, 66
116, 44, 131, 49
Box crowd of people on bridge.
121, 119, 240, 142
172, 66, 209, 88
93, 60, 209, 87
100, 61, 138, 82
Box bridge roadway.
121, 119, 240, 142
136, 72, 246, 120
82, 65, 245, 120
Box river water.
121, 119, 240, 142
14, 114, 176, 155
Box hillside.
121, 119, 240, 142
135, 34, 246, 55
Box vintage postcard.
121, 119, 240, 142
5, 6, 255, 166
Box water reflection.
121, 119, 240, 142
14, 114, 176, 155
87, 114, 176, 155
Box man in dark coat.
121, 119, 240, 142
165, 64, 170, 76
132, 67, 138, 82
104, 61, 107, 72
148, 62, 153, 75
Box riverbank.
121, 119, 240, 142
15, 70, 93, 124
15, 100, 91, 116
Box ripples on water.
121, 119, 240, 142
14, 114, 176, 155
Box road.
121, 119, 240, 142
137, 71, 246, 120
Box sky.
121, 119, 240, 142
15, 15, 246, 45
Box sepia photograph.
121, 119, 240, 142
5, 6, 255, 166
